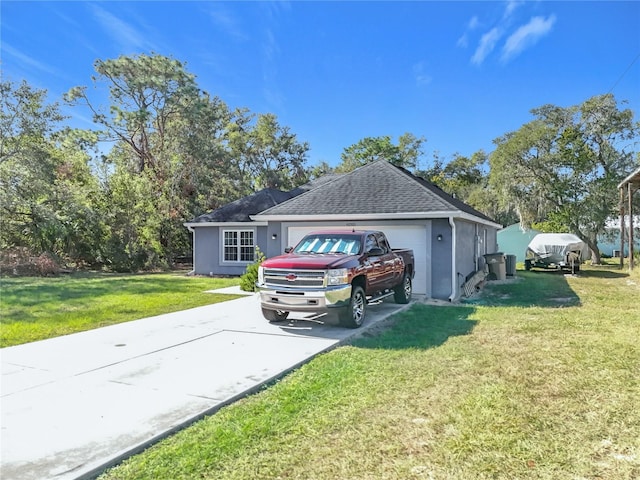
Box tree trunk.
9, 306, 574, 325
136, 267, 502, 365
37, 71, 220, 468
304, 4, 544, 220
585, 238, 601, 265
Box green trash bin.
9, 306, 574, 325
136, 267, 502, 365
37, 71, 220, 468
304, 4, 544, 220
505, 254, 517, 276
484, 253, 506, 280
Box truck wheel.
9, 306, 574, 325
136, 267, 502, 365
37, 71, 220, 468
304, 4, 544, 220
394, 273, 412, 304
262, 308, 289, 323
524, 260, 532, 271
338, 285, 366, 328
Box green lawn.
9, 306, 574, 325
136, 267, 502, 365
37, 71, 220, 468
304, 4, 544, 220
98, 264, 640, 480
0, 273, 242, 347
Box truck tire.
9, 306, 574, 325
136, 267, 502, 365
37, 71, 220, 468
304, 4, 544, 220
394, 273, 412, 304
262, 308, 289, 323
338, 285, 366, 328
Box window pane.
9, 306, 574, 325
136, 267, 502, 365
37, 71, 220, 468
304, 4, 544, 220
240, 231, 253, 246
224, 231, 238, 246
224, 246, 238, 261
240, 246, 254, 262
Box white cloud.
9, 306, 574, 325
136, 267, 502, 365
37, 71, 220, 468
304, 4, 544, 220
205, 4, 248, 41
471, 28, 502, 65
89, 4, 156, 53
413, 62, 432, 87
503, 0, 524, 19
457, 15, 480, 48
501, 15, 557, 62
2, 43, 59, 76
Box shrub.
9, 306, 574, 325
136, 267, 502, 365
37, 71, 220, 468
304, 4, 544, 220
239, 247, 266, 292
0, 248, 61, 276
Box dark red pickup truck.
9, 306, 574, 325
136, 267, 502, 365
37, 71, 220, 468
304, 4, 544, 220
257, 230, 415, 328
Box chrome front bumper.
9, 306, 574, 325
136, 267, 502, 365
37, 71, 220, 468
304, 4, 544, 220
258, 284, 352, 313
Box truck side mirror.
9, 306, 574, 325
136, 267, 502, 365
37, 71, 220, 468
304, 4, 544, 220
367, 247, 384, 256
284, 247, 293, 253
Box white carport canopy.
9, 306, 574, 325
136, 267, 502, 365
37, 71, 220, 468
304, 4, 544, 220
618, 165, 640, 271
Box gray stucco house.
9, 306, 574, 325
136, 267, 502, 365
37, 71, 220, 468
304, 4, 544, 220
185, 160, 502, 300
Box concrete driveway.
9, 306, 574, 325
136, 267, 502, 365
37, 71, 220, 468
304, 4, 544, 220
1, 288, 412, 480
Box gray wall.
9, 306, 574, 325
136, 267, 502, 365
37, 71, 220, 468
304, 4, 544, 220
455, 220, 477, 290
430, 219, 499, 300
192, 225, 269, 276
191, 219, 499, 298
431, 218, 453, 299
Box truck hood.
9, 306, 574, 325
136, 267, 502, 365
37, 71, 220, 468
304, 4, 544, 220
261, 253, 357, 270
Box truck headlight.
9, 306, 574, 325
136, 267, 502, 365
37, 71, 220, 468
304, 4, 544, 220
327, 268, 348, 286
258, 266, 264, 285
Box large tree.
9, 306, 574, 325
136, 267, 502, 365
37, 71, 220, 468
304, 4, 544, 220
65, 53, 311, 268
65, 54, 241, 266
227, 112, 310, 192
417, 150, 513, 225
336, 133, 426, 173
490, 94, 638, 263
0, 80, 104, 263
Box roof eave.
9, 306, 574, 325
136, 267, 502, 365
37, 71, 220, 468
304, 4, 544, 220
250, 211, 502, 229
184, 221, 268, 228
618, 165, 640, 189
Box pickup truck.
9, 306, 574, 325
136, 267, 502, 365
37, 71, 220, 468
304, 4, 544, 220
257, 230, 415, 328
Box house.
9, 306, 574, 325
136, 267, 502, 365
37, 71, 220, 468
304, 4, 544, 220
185, 160, 502, 300
185, 175, 341, 275
497, 223, 541, 262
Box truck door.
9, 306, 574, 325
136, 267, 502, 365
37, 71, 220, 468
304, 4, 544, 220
363, 233, 386, 292
375, 232, 402, 289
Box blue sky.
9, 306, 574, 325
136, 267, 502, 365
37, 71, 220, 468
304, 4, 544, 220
2, 1, 639, 168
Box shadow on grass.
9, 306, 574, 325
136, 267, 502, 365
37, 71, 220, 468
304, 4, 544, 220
463, 270, 582, 308
354, 304, 478, 350
352, 263, 632, 351
577, 268, 629, 279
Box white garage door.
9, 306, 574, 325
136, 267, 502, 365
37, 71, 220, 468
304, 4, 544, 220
287, 225, 428, 296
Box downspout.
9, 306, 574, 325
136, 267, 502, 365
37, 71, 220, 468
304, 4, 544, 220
448, 216, 457, 302
186, 225, 195, 275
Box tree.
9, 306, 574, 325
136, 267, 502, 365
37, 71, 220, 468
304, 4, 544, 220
65, 53, 312, 267
65, 54, 205, 174
65, 54, 238, 266
227, 112, 310, 192
336, 133, 426, 173
416, 151, 513, 224
0, 80, 104, 265
490, 94, 638, 263
0, 80, 64, 165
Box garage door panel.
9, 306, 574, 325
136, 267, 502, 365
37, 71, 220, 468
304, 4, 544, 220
287, 225, 428, 295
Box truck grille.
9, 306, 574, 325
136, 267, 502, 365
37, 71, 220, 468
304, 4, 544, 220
264, 268, 325, 288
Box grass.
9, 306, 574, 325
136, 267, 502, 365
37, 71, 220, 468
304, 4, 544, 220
97, 264, 640, 480
0, 272, 242, 347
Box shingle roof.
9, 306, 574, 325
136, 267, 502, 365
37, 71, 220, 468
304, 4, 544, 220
255, 160, 496, 223
190, 188, 295, 223
188, 175, 346, 223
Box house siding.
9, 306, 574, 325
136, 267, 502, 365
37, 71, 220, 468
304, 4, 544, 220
431, 218, 453, 299
192, 225, 268, 276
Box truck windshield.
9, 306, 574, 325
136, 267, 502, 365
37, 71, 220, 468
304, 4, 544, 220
293, 235, 362, 255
